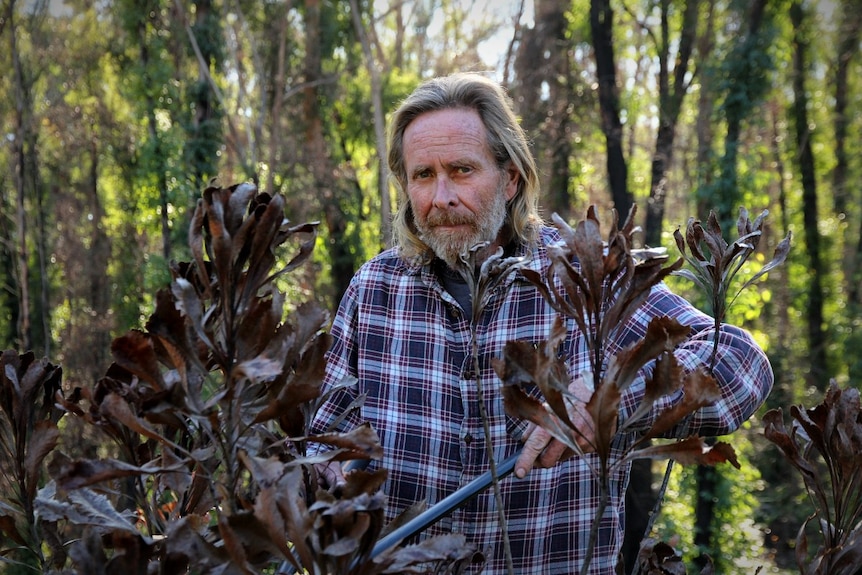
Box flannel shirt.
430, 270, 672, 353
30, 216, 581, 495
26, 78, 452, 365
310, 226, 774, 574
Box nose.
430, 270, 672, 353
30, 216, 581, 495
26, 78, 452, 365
432, 176, 459, 209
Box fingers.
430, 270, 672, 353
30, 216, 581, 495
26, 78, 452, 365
316, 461, 345, 489
515, 424, 552, 479
538, 438, 572, 468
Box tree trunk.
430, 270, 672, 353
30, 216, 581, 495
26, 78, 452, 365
790, 0, 828, 385
303, 0, 353, 307
711, 0, 768, 232
622, 459, 655, 572
267, 4, 289, 195
691, 0, 769, 562
10, 0, 32, 351
349, 0, 391, 248
694, 0, 716, 219
832, 0, 862, 303
86, 141, 113, 384
694, 458, 719, 570
590, 0, 631, 220
643, 0, 699, 248
136, 14, 171, 262
514, 0, 573, 222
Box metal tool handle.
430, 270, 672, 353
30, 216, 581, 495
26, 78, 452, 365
281, 448, 522, 573
367, 448, 521, 559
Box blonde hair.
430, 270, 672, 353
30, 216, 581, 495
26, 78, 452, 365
388, 73, 542, 263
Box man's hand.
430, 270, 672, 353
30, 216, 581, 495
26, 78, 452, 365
315, 460, 346, 489
514, 377, 594, 479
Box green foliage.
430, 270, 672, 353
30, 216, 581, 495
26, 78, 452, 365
653, 430, 772, 574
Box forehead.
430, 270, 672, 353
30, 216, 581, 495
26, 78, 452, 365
402, 108, 492, 163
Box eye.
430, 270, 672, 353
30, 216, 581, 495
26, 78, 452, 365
412, 168, 432, 180
454, 165, 473, 175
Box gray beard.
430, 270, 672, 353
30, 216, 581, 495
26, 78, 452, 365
415, 184, 508, 268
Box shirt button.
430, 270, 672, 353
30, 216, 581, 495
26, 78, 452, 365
462, 369, 474, 380
464, 433, 473, 445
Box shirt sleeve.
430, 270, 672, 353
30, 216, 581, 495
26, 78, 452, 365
308, 276, 365, 442
616, 282, 774, 438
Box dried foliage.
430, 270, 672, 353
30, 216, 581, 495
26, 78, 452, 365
0, 351, 66, 570
493, 207, 740, 574
1, 183, 479, 574
763, 382, 862, 575
673, 208, 791, 368
450, 242, 532, 572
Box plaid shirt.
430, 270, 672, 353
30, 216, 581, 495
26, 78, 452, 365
310, 226, 773, 574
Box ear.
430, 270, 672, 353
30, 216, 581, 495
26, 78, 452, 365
504, 162, 520, 201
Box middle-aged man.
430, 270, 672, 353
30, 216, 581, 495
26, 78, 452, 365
310, 72, 773, 574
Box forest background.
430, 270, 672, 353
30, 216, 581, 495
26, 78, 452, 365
1, 0, 860, 572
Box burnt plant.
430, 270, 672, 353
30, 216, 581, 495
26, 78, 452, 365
0, 351, 66, 572
662, 207, 791, 567
673, 208, 791, 371
1, 183, 479, 574
450, 243, 531, 573
763, 382, 862, 575
493, 207, 742, 575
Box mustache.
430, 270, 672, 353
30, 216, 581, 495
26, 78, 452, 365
424, 213, 476, 227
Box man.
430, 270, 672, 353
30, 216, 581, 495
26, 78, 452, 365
310, 72, 773, 574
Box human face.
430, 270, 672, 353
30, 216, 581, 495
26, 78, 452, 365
403, 108, 519, 268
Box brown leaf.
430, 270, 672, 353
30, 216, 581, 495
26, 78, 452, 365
625, 436, 739, 468
249, 480, 294, 563
382, 533, 482, 573
643, 368, 720, 440
24, 420, 59, 499
35, 484, 141, 536
311, 423, 384, 462
635, 537, 687, 575
163, 515, 229, 572
340, 468, 389, 499
685, 218, 708, 263
55, 457, 162, 491
605, 317, 690, 394
66, 528, 108, 574
622, 350, 685, 431
586, 378, 621, 462
171, 277, 216, 356
110, 331, 166, 391
99, 393, 172, 446
493, 320, 573, 428
277, 466, 316, 569
103, 529, 154, 575
570, 213, 606, 310
255, 330, 329, 432
217, 513, 253, 573
501, 385, 580, 452
0, 512, 25, 545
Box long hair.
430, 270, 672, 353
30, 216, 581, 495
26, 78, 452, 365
388, 73, 543, 263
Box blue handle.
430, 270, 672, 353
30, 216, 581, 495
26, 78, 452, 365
280, 448, 523, 573
367, 448, 521, 559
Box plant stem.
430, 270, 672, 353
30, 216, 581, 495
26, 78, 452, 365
472, 325, 515, 575
580, 470, 610, 575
